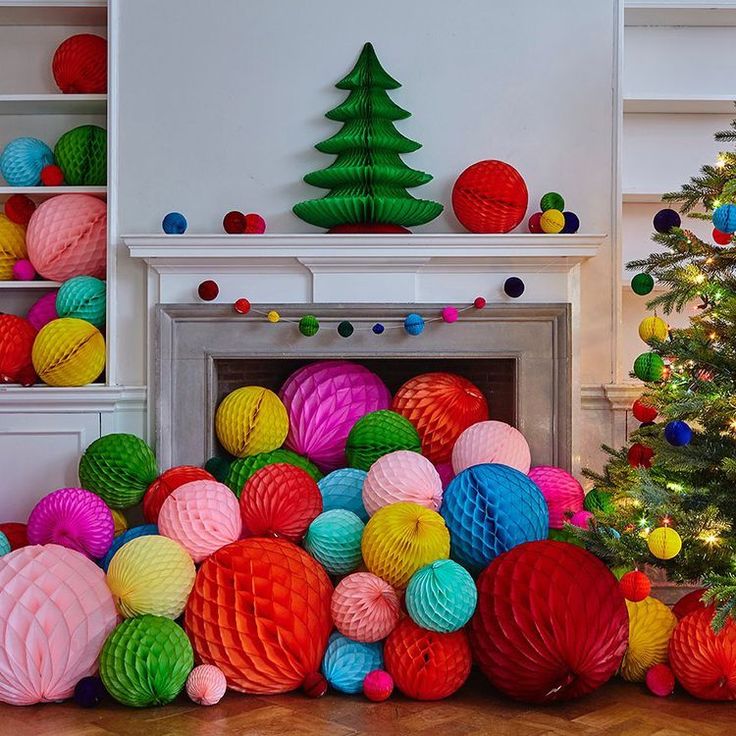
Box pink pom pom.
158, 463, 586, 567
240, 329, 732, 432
26, 291, 58, 331
570, 510, 594, 529
528, 466, 584, 530
646, 663, 675, 697
452, 420, 531, 474
441, 306, 459, 323
364, 669, 394, 702
186, 664, 227, 706
12, 259, 36, 281
331, 572, 400, 643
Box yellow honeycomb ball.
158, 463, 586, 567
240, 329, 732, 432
361, 501, 450, 589
32, 317, 105, 386
638, 316, 668, 343
647, 526, 682, 560
540, 209, 565, 234
0, 213, 27, 280
620, 596, 677, 682
111, 509, 128, 537
267, 310, 280, 323
215, 385, 289, 458
106, 534, 195, 619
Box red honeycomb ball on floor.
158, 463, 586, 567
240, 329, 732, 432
143, 465, 215, 523
198, 280, 219, 301
244, 213, 266, 234
223, 211, 247, 234
384, 618, 471, 701
40, 165, 64, 186
4, 194, 37, 225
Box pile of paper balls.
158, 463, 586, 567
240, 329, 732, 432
0, 360, 732, 708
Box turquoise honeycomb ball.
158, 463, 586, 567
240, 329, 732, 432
405, 559, 477, 632
56, 276, 106, 328
318, 468, 368, 521
0, 531, 10, 557
321, 632, 383, 694
304, 509, 364, 576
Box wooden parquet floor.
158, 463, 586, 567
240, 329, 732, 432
0, 674, 732, 736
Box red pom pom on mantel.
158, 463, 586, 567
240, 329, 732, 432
473, 296, 486, 310
627, 443, 654, 469
40, 165, 64, 186
198, 280, 219, 301
234, 298, 251, 315
244, 213, 266, 234
619, 570, 651, 602
223, 211, 247, 234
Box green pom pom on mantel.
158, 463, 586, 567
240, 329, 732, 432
299, 314, 320, 336
345, 409, 421, 471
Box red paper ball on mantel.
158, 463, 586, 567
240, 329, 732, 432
4, 194, 36, 225
473, 296, 486, 309
713, 228, 732, 246
52, 34, 107, 94
452, 160, 528, 233
223, 211, 246, 234
234, 298, 251, 314
41, 165, 64, 186
619, 570, 651, 602
198, 280, 219, 301
628, 443, 654, 468
244, 213, 266, 234
0, 522, 28, 549
328, 223, 411, 234
632, 399, 657, 423
528, 212, 543, 233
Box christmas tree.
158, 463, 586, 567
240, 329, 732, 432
582, 116, 736, 629
293, 42, 443, 230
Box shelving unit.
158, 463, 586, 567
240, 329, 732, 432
0, 1, 105, 26
0, 93, 106, 115
624, 95, 736, 114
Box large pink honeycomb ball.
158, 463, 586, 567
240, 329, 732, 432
452, 420, 531, 474
528, 466, 584, 529
158, 480, 242, 563
363, 450, 443, 516
26, 194, 106, 281
331, 572, 401, 643
0, 544, 118, 705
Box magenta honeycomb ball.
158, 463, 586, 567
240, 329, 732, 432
527, 466, 585, 530
26, 291, 58, 331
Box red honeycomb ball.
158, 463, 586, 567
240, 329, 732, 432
628, 443, 654, 468
223, 211, 247, 234
244, 213, 266, 234
672, 588, 709, 620
184, 538, 333, 694
713, 228, 732, 246
52, 34, 107, 94
632, 399, 657, 423
669, 607, 736, 701
143, 465, 215, 523
619, 570, 651, 602
0, 522, 28, 549
528, 212, 543, 233
197, 280, 219, 301
239, 463, 322, 542
41, 165, 64, 186
328, 224, 411, 234
384, 618, 471, 701
471, 540, 628, 703
302, 672, 328, 698
0, 314, 36, 383
4, 194, 36, 226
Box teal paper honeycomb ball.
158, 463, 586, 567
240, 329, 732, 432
405, 559, 478, 633
0, 531, 10, 557
224, 448, 322, 496
99, 615, 193, 707
56, 275, 106, 328
304, 509, 364, 576
346, 410, 421, 471
318, 468, 368, 521
321, 632, 383, 694
54, 125, 107, 186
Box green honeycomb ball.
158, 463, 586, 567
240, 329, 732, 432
633, 352, 665, 382
540, 192, 565, 212
78, 433, 158, 509
224, 447, 323, 496
584, 488, 615, 514
99, 615, 193, 708
56, 275, 106, 328
54, 124, 107, 185
345, 410, 421, 471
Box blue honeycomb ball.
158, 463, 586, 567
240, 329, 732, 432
56, 276, 106, 328
664, 420, 692, 447
0, 531, 10, 557
0, 137, 54, 186
99, 524, 158, 572
318, 468, 368, 521
162, 212, 187, 234
440, 463, 548, 573
713, 204, 736, 234
403, 313, 425, 336
304, 509, 364, 576
321, 632, 383, 694
405, 559, 477, 633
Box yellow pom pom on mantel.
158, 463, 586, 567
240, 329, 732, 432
267, 310, 280, 323
638, 316, 668, 344
647, 526, 682, 560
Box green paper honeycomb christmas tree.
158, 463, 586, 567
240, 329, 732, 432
293, 43, 443, 231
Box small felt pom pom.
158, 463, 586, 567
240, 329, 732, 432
473, 296, 486, 309
41, 164, 64, 186
299, 314, 320, 336
186, 664, 227, 706
631, 273, 654, 296
653, 208, 681, 234
619, 570, 651, 602
646, 664, 675, 697
162, 211, 187, 234
562, 211, 580, 233
363, 670, 393, 702
664, 420, 692, 447
197, 280, 219, 301
540, 209, 564, 233
528, 212, 543, 233
4, 194, 36, 225
403, 313, 424, 335
441, 306, 458, 323
303, 671, 328, 698
504, 277, 525, 298
267, 310, 280, 323
338, 320, 354, 337
244, 213, 266, 233
234, 298, 251, 314
372, 323, 384, 334
73, 676, 107, 708
12, 259, 36, 281
223, 210, 246, 234
713, 227, 732, 246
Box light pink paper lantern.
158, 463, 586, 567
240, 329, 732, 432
26, 291, 58, 331
0, 544, 118, 705
26, 194, 106, 282
27, 487, 114, 559
280, 361, 391, 471
158, 479, 242, 563
363, 451, 443, 516
451, 420, 531, 474
331, 572, 401, 643
186, 664, 228, 706
528, 466, 585, 529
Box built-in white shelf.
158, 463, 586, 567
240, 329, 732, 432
0, 1, 106, 26
0, 280, 61, 289
624, 96, 736, 114
623, 192, 665, 203
625, 2, 736, 27
0, 93, 106, 115
0, 185, 106, 200
0, 385, 146, 412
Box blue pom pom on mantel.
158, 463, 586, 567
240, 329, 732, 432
162, 211, 188, 234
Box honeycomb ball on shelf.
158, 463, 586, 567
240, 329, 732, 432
405, 559, 477, 633
239, 463, 323, 542
361, 501, 450, 589
0, 544, 117, 705
540, 209, 565, 234
158, 480, 242, 563
621, 597, 678, 682
244, 213, 266, 234
384, 618, 472, 701
471, 540, 628, 703
27, 487, 114, 560
52, 33, 107, 93
0, 314, 36, 383
78, 433, 158, 509
363, 450, 443, 516
26, 291, 58, 331
638, 316, 668, 343
330, 572, 401, 643
32, 318, 105, 387
527, 465, 585, 530
143, 465, 215, 523
0, 213, 28, 280
318, 467, 369, 522
451, 420, 531, 474
185, 538, 333, 694
99, 615, 193, 708
633, 352, 665, 382
562, 211, 580, 233
186, 664, 227, 706
99, 524, 158, 572
215, 386, 289, 458
106, 534, 195, 619
54, 125, 106, 186
304, 509, 364, 576
280, 361, 391, 472
55, 275, 106, 328
26, 194, 107, 281
224, 448, 322, 496
321, 632, 384, 695
0, 522, 27, 550
441, 464, 548, 572
346, 410, 422, 472
669, 607, 736, 701
4, 193, 36, 226
391, 372, 489, 464
0, 137, 54, 187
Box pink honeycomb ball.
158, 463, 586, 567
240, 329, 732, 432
331, 572, 401, 643
158, 479, 242, 563
186, 664, 228, 706
451, 420, 531, 474
26, 194, 107, 281
363, 450, 443, 516
26, 291, 58, 331
27, 487, 114, 559
12, 259, 36, 281
364, 669, 394, 702
528, 466, 584, 530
